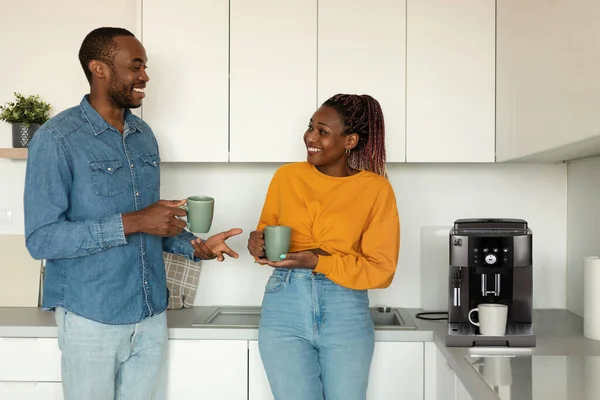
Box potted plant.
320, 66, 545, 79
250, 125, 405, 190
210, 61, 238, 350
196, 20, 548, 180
0, 92, 51, 148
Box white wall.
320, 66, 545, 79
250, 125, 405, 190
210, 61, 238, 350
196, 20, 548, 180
158, 162, 567, 309
1, 161, 568, 309
566, 156, 600, 316
0, 0, 568, 310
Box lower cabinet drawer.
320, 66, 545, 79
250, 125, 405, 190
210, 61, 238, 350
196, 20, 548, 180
0, 381, 63, 400
0, 338, 61, 381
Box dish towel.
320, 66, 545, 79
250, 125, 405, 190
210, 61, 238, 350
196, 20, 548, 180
164, 252, 202, 309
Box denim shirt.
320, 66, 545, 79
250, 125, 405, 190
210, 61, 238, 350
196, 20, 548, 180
24, 95, 197, 325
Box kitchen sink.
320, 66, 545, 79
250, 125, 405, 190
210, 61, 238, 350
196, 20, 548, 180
193, 306, 261, 328
371, 307, 417, 330
192, 306, 416, 330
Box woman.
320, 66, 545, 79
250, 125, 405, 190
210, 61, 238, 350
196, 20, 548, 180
247, 94, 400, 400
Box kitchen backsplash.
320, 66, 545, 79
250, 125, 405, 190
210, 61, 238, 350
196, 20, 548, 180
567, 155, 600, 316
0, 159, 567, 309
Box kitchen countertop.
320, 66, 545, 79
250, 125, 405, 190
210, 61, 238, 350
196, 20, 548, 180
1, 307, 599, 400
0, 306, 433, 341
421, 309, 600, 400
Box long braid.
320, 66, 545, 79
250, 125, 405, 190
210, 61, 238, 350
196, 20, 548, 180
322, 94, 387, 178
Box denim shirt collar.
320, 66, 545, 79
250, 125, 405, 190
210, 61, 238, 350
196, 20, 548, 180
79, 95, 141, 136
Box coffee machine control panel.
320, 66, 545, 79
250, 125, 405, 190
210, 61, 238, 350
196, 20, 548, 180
470, 238, 513, 267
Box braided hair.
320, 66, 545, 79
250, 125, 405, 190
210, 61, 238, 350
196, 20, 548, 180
322, 94, 387, 178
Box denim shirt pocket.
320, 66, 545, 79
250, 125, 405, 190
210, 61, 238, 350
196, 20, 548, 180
90, 160, 128, 197
139, 154, 161, 191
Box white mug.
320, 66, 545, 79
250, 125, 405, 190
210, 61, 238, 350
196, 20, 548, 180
468, 303, 508, 336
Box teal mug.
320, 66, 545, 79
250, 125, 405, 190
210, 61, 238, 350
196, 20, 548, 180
181, 196, 214, 234
263, 226, 292, 261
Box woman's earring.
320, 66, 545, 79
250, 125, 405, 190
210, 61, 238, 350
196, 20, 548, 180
345, 148, 351, 156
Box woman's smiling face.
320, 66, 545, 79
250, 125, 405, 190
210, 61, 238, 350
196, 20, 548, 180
303, 105, 358, 169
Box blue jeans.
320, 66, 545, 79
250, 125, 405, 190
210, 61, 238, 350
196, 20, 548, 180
55, 307, 168, 400
258, 269, 375, 400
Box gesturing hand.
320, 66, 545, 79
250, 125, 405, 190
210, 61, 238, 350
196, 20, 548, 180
123, 199, 187, 237
191, 228, 243, 262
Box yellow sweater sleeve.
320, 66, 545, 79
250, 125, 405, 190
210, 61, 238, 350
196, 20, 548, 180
313, 183, 400, 290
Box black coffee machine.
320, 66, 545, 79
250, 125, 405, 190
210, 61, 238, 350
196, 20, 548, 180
446, 218, 536, 347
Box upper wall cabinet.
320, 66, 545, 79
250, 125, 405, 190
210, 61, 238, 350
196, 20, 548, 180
141, 0, 229, 162
229, 0, 317, 162
406, 0, 496, 163
318, 0, 407, 163
496, 0, 600, 163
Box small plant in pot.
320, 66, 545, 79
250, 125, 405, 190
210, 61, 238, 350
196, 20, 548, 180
0, 92, 51, 148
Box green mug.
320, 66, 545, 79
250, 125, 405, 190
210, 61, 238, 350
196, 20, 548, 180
181, 196, 214, 234
263, 226, 292, 261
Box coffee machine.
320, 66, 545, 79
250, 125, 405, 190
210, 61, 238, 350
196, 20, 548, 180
446, 218, 536, 347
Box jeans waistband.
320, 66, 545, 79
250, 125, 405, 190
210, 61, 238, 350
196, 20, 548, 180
271, 268, 328, 284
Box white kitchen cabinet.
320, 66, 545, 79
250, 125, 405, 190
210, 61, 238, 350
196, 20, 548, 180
0, 382, 63, 400
425, 343, 457, 400
318, 0, 406, 162
424, 342, 437, 400
406, 0, 495, 162
141, 0, 229, 162
496, 0, 600, 162
426, 342, 482, 400
0, 338, 61, 382
368, 342, 424, 399
229, 0, 317, 162
437, 356, 457, 400
165, 340, 247, 400
455, 376, 473, 400
248, 340, 273, 400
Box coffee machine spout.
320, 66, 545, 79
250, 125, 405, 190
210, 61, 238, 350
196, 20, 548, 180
480, 273, 502, 297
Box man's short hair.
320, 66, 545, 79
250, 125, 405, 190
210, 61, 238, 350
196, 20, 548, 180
78, 27, 135, 83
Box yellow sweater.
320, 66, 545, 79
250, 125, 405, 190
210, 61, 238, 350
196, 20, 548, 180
257, 162, 400, 290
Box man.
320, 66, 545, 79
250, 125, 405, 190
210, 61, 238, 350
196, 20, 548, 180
23, 27, 241, 400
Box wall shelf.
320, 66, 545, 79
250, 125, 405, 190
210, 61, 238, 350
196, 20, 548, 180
0, 148, 28, 160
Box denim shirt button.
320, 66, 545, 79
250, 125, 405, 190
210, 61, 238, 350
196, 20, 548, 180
144, 281, 148, 285
130, 163, 134, 168
135, 192, 140, 197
